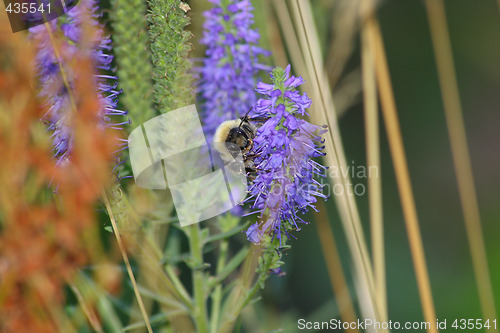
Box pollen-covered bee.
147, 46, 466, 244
213, 112, 268, 176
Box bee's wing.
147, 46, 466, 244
248, 116, 269, 129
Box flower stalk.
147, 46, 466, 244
147, 0, 194, 112
188, 224, 209, 333
198, 0, 268, 136
245, 65, 328, 244
110, 0, 154, 125
29, 0, 128, 164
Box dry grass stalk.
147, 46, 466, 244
289, 0, 381, 324
270, 1, 359, 327
360, 0, 387, 329
102, 192, 154, 333
424, 0, 498, 329
315, 200, 360, 333
364, 4, 438, 332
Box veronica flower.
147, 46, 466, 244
245, 65, 328, 245
198, 0, 268, 137
29, 0, 128, 165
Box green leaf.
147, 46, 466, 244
209, 246, 250, 289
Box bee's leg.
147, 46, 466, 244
245, 167, 258, 181
243, 152, 262, 162
249, 117, 269, 130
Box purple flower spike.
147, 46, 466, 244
197, 0, 269, 137
29, 0, 128, 164
245, 65, 328, 245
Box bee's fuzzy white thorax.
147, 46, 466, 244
213, 119, 240, 163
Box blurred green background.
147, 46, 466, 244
4, 0, 498, 331
226, 0, 500, 331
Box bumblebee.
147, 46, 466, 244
213, 112, 268, 176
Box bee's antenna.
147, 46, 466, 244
239, 107, 254, 129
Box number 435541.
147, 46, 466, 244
5, 2, 51, 14
452, 319, 497, 330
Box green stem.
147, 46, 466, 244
188, 224, 209, 333
218, 255, 272, 333
102, 191, 153, 333
210, 240, 229, 333
235, 270, 267, 314
208, 246, 249, 291
218, 278, 263, 333
164, 265, 194, 312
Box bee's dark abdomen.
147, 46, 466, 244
240, 123, 253, 136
